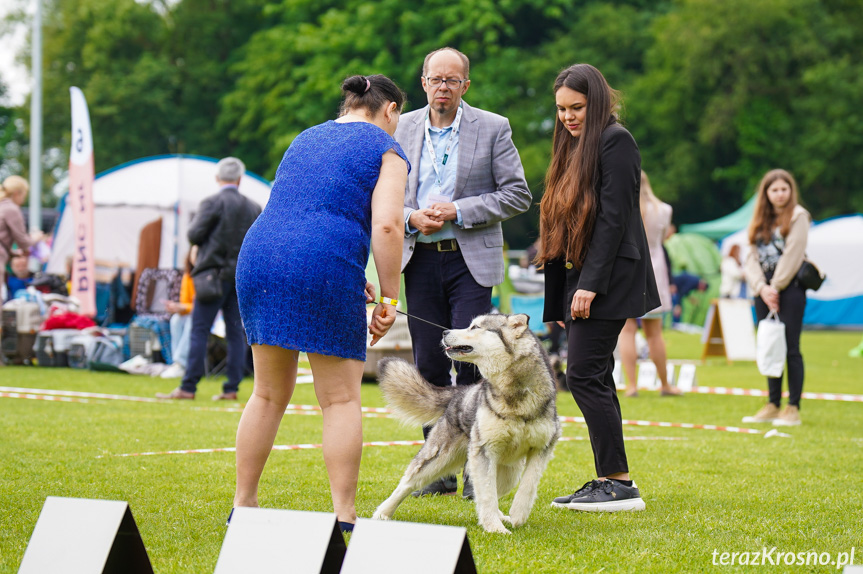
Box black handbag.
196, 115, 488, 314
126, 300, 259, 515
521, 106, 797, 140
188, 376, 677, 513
796, 260, 825, 291
770, 239, 825, 292
193, 268, 223, 303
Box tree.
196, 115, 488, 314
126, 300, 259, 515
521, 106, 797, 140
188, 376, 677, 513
627, 0, 863, 222
38, 0, 177, 174
0, 83, 27, 181
163, 0, 270, 157
219, 0, 576, 180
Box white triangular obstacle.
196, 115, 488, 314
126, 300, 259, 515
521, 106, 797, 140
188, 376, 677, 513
341, 518, 476, 574
18, 497, 152, 574
214, 508, 345, 574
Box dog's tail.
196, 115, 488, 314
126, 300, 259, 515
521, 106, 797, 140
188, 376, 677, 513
377, 358, 455, 427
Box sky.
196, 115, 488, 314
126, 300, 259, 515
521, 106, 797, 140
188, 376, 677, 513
0, 0, 32, 106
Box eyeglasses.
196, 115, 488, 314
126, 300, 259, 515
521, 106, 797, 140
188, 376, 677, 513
424, 77, 466, 89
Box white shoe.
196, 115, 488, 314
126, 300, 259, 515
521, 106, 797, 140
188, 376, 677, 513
120, 355, 150, 370
160, 363, 186, 379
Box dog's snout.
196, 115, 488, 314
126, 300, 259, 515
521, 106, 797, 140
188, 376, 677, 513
442, 329, 451, 337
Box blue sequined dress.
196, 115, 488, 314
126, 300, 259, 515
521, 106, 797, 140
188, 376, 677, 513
236, 121, 409, 361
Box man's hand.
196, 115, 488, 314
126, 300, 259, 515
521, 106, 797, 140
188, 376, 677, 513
427, 202, 457, 222
163, 300, 184, 314
409, 208, 445, 236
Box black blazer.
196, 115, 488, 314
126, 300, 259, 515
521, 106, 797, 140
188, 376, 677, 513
542, 122, 660, 322
189, 186, 262, 283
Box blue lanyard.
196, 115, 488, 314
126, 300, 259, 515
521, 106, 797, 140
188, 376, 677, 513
424, 105, 462, 187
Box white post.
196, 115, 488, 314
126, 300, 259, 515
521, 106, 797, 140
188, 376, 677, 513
28, 0, 42, 252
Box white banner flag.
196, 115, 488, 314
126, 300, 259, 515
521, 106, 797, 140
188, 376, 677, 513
68, 87, 96, 317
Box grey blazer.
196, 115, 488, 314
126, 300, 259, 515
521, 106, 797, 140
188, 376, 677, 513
395, 101, 531, 288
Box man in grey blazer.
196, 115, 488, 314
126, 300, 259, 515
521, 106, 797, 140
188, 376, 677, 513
396, 47, 531, 497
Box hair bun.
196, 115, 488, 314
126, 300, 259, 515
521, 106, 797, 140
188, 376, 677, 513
342, 75, 368, 95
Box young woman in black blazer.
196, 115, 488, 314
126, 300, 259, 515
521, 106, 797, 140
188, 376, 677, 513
537, 64, 660, 512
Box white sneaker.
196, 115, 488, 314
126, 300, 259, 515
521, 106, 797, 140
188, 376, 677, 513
120, 355, 150, 371
160, 363, 186, 379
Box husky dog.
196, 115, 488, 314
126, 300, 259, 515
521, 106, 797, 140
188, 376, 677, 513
372, 313, 561, 534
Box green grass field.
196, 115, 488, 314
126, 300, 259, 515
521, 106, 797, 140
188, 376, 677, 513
1, 330, 861, 573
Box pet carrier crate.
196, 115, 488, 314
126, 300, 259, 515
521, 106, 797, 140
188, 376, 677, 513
33, 329, 82, 367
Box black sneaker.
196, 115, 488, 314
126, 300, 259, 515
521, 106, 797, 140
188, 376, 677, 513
552, 480, 599, 504
462, 474, 475, 500
551, 479, 646, 512
411, 476, 458, 497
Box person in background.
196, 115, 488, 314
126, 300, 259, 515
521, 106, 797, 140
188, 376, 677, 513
232, 74, 408, 533
720, 244, 746, 298
160, 247, 197, 379
395, 47, 531, 498
743, 169, 810, 426
1, 176, 43, 300
156, 157, 262, 401
617, 171, 682, 397
670, 272, 709, 324
538, 64, 657, 512
6, 255, 34, 300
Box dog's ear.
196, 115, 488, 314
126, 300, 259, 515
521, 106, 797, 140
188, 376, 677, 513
507, 313, 531, 336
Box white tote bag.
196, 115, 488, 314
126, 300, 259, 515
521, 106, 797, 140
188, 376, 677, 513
756, 310, 786, 377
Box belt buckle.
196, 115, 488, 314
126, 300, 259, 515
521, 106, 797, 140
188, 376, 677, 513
437, 239, 456, 252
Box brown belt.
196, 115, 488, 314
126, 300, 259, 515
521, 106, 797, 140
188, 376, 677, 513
416, 239, 459, 252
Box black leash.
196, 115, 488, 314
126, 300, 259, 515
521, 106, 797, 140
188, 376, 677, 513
395, 309, 448, 331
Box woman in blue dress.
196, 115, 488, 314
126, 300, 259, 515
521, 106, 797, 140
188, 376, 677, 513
233, 74, 408, 531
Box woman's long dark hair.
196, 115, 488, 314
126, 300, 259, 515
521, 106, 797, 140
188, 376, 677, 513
536, 64, 619, 267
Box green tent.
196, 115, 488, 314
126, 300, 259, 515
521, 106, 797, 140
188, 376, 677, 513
665, 233, 721, 276
664, 233, 721, 326
678, 196, 755, 240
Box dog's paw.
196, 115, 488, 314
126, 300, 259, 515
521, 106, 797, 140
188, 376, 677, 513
481, 521, 512, 534
499, 512, 513, 525
508, 513, 528, 528
371, 510, 391, 521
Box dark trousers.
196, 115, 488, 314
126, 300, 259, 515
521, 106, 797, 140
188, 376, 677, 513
405, 248, 491, 444
565, 317, 629, 477
548, 321, 566, 355
404, 248, 491, 388
754, 281, 806, 408
181, 279, 247, 394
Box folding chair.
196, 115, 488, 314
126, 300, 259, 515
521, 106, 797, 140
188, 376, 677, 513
129, 268, 182, 363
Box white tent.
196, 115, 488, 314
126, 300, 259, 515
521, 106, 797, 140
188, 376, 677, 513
720, 214, 863, 327
47, 154, 271, 273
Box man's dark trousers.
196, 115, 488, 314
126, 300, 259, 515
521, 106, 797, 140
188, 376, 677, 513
180, 280, 246, 394
404, 247, 492, 388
